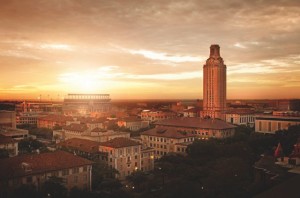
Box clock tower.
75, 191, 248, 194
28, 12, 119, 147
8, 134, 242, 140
201, 44, 227, 119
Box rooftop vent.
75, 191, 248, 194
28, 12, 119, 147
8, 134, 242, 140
21, 162, 32, 172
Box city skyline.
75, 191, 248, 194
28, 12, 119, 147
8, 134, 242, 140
1, 0, 300, 100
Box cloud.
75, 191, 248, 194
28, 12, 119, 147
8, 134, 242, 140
234, 43, 247, 49
120, 48, 204, 63
124, 71, 202, 80
0, 0, 300, 99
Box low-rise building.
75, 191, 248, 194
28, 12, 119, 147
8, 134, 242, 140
37, 114, 73, 129
76, 117, 106, 130
0, 127, 29, 140
0, 151, 93, 194
15, 102, 62, 113
0, 134, 18, 157
141, 110, 177, 122
0, 111, 16, 128
63, 123, 88, 136
225, 109, 256, 127
183, 107, 201, 118
58, 138, 102, 161
155, 117, 236, 139
16, 113, 47, 126
141, 127, 196, 158
117, 117, 149, 131
53, 126, 130, 143
99, 138, 154, 179
255, 115, 300, 134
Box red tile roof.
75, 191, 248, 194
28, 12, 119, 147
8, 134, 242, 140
91, 127, 107, 132
76, 117, 106, 124
119, 116, 142, 122
155, 117, 236, 130
225, 109, 256, 115
141, 127, 197, 139
184, 107, 201, 113
63, 123, 88, 132
38, 114, 73, 122
0, 151, 93, 180
58, 138, 100, 154
99, 138, 141, 148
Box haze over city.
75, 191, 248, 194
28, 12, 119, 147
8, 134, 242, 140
0, 0, 300, 99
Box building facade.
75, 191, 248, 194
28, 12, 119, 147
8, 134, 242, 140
58, 138, 102, 160
255, 115, 300, 134
0, 151, 93, 195
225, 110, 256, 127
98, 138, 154, 179
201, 45, 227, 120
16, 113, 46, 126
117, 117, 149, 131
37, 114, 73, 129
155, 117, 236, 139
141, 110, 177, 122
0, 111, 16, 128
141, 127, 196, 158
0, 127, 29, 140
0, 134, 18, 157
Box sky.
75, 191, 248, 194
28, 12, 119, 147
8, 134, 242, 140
0, 0, 300, 100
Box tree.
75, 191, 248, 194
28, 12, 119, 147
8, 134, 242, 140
92, 162, 119, 190
69, 187, 95, 198
233, 125, 254, 141
40, 176, 67, 198
18, 138, 47, 154
275, 125, 300, 155
126, 171, 148, 191
0, 148, 9, 159
11, 184, 38, 198
53, 125, 62, 130
99, 178, 122, 193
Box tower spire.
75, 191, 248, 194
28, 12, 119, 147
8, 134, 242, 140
209, 44, 220, 58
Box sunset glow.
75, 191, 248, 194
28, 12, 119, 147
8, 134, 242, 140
0, 0, 300, 99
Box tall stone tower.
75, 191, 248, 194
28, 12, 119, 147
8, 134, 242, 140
201, 44, 226, 119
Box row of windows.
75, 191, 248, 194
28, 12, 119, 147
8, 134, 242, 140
258, 121, 293, 132
150, 143, 167, 149
239, 116, 255, 123
117, 147, 139, 156
25, 172, 88, 185
149, 136, 167, 142
119, 162, 138, 170
148, 136, 194, 143
177, 147, 187, 153
156, 150, 167, 156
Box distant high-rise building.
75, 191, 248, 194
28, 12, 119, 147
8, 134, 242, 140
201, 44, 227, 119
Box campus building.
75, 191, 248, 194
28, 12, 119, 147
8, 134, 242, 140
98, 138, 154, 179
255, 115, 300, 134
141, 110, 177, 122
141, 127, 196, 158
117, 117, 149, 131
0, 151, 93, 195
225, 109, 256, 127
155, 117, 236, 139
0, 111, 16, 128
0, 134, 18, 157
